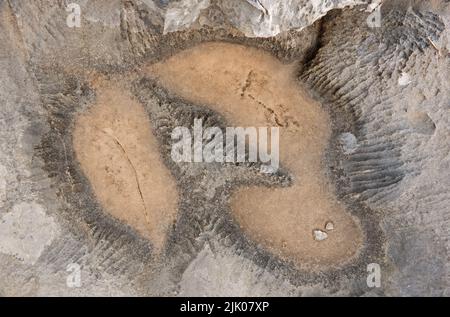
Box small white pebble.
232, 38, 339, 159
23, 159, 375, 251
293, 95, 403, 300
398, 72, 411, 86
325, 221, 334, 231
313, 229, 328, 241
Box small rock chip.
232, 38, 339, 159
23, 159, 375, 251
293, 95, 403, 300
398, 72, 412, 86
325, 221, 334, 231
313, 229, 328, 241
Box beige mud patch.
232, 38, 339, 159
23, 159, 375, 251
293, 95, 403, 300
73, 79, 178, 251
149, 42, 363, 269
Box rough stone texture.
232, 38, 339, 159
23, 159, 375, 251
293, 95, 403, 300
302, 3, 450, 296
0, 0, 449, 296
163, 0, 371, 37
0, 202, 59, 265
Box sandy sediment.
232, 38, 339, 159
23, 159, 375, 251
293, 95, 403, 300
73, 78, 178, 252
149, 42, 363, 269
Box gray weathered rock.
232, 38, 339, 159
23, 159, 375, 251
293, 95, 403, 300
0, 0, 448, 297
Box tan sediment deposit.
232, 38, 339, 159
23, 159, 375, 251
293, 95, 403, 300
149, 42, 363, 269
73, 78, 178, 252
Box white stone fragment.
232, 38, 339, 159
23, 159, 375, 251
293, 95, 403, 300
398, 72, 412, 86
313, 229, 328, 241
163, 0, 211, 34
325, 221, 334, 231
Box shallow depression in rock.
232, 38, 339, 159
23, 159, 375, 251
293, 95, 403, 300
72, 78, 179, 252
149, 42, 363, 270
